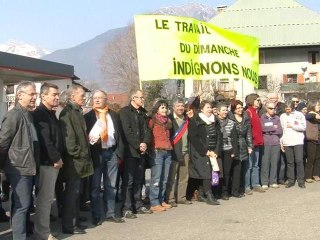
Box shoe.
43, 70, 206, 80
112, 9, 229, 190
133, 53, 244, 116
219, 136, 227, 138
245, 189, 253, 195
205, 191, 220, 205
78, 216, 87, 222
221, 194, 229, 200
136, 206, 153, 214
298, 183, 306, 188
285, 183, 295, 188
92, 218, 103, 226
75, 224, 87, 230
150, 205, 166, 212
253, 186, 265, 193
80, 205, 90, 212
261, 185, 269, 190
123, 210, 137, 219
306, 178, 314, 183
270, 184, 279, 188
106, 216, 125, 223
48, 234, 58, 240
278, 180, 287, 185
142, 197, 150, 204
232, 193, 242, 198
313, 176, 320, 181
161, 202, 172, 209
62, 226, 86, 234
177, 200, 192, 205
169, 201, 178, 207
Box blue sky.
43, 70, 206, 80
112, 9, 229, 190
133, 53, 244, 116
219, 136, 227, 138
0, 0, 319, 51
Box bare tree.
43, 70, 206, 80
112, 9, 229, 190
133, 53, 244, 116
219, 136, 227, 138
100, 24, 139, 93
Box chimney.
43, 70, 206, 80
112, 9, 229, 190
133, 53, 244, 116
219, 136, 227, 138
217, 5, 227, 14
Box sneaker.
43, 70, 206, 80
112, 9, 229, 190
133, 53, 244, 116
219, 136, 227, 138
48, 234, 58, 240
253, 186, 265, 193
169, 201, 178, 207
306, 179, 314, 183
261, 185, 269, 190
270, 184, 279, 188
136, 206, 153, 214
150, 205, 166, 212
313, 176, 320, 181
245, 188, 253, 195
123, 210, 137, 219
161, 203, 172, 209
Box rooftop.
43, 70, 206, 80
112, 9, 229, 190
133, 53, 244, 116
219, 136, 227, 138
209, 0, 320, 48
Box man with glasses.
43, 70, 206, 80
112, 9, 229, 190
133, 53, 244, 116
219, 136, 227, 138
59, 85, 93, 235
85, 90, 125, 225
119, 89, 152, 218
260, 102, 282, 190
0, 81, 38, 239
291, 95, 300, 110
245, 93, 265, 194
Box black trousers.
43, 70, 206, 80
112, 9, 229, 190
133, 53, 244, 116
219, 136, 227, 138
61, 177, 81, 231
221, 150, 241, 196
284, 145, 304, 184
305, 141, 320, 179
121, 156, 145, 212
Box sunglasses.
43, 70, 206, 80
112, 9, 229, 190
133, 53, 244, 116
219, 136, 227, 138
293, 101, 299, 103
267, 107, 275, 110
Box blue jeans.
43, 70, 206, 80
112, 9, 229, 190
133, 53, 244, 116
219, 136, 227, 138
90, 149, 118, 220
245, 146, 261, 189
150, 150, 172, 206
6, 173, 33, 240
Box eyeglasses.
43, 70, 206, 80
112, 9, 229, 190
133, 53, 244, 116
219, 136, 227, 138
134, 96, 144, 100
293, 101, 299, 103
21, 91, 38, 97
267, 107, 275, 110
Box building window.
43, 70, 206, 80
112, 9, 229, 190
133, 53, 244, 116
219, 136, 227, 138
259, 51, 265, 64
6, 85, 14, 94
287, 74, 297, 83
218, 79, 230, 91
258, 76, 267, 89
308, 51, 319, 64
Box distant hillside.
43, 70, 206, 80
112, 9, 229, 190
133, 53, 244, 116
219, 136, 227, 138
42, 2, 216, 92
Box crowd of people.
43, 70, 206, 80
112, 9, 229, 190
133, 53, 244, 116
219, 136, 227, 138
0, 81, 319, 240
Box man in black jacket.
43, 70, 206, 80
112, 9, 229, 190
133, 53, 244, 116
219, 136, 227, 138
165, 97, 191, 206
0, 81, 38, 240
119, 89, 152, 218
33, 82, 63, 240
85, 90, 124, 225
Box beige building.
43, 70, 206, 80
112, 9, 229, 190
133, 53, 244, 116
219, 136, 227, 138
209, 0, 320, 101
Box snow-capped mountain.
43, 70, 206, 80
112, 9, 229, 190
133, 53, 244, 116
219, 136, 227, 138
154, 2, 216, 21
0, 40, 51, 58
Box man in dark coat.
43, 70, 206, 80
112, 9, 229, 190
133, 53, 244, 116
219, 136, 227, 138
59, 85, 93, 235
85, 90, 124, 225
33, 82, 64, 240
0, 81, 38, 239
119, 89, 152, 218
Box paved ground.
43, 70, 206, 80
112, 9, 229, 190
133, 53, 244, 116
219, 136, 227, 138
1, 181, 320, 240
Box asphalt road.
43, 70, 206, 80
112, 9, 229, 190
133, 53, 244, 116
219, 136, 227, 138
1, 181, 320, 240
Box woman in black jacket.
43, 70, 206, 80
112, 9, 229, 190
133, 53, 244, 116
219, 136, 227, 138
188, 100, 222, 205
228, 99, 253, 196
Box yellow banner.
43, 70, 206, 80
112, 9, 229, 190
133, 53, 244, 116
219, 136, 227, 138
134, 15, 259, 87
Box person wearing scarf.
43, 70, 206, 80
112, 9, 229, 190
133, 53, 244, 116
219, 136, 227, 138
84, 90, 125, 225
188, 100, 222, 205
148, 99, 173, 212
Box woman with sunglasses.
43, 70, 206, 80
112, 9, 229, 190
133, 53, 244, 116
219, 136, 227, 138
280, 101, 306, 188
260, 101, 282, 190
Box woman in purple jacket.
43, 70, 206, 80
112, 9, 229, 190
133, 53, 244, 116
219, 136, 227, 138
260, 101, 283, 189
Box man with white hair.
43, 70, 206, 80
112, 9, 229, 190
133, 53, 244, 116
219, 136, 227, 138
0, 81, 38, 240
